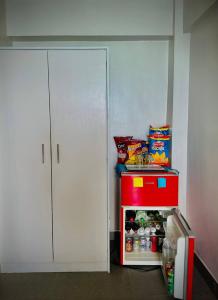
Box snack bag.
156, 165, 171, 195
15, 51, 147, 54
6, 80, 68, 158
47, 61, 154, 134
148, 135, 171, 167
149, 125, 170, 136
125, 140, 142, 165
141, 141, 149, 164
114, 136, 133, 164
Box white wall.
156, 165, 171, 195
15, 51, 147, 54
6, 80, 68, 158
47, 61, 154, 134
171, 0, 190, 216
183, 0, 216, 32
13, 40, 169, 231
6, 0, 173, 36
108, 41, 169, 231
187, 2, 218, 282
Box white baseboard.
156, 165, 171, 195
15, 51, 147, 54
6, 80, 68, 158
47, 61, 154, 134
0, 261, 108, 273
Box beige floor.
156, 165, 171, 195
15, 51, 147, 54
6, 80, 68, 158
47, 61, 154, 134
0, 264, 217, 300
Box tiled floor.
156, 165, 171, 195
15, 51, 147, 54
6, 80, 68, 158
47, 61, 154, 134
0, 264, 217, 300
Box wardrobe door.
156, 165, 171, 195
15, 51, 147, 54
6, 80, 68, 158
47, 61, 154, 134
48, 50, 108, 271
0, 50, 53, 267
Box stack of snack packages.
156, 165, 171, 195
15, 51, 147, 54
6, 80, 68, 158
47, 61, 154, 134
113, 136, 149, 165
147, 125, 171, 167
114, 125, 171, 167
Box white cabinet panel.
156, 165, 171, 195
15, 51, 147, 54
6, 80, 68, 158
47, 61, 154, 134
0, 50, 53, 263
48, 50, 108, 270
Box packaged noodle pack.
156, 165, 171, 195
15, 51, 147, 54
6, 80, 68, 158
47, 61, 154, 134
148, 135, 171, 167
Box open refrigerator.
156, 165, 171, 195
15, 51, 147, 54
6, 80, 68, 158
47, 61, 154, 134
120, 171, 195, 300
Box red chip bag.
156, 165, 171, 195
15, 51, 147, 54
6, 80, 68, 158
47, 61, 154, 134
114, 136, 133, 164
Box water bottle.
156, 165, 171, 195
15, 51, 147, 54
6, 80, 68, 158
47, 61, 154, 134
162, 238, 176, 275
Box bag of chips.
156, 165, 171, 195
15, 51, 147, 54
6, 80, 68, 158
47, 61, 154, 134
141, 141, 149, 164
125, 140, 142, 165
148, 135, 171, 167
114, 136, 133, 164
149, 125, 170, 136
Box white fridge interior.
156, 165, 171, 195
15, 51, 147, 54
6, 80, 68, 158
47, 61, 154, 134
123, 207, 189, 299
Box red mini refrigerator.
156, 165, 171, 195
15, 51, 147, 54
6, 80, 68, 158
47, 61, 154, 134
120, 171, 195, 300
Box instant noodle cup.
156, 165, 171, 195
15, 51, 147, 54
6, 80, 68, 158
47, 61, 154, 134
149, 125, 170, 136
148, 135, 171, 167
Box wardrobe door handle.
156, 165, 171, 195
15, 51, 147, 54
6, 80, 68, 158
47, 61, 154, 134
57, 144, 60, 163
42, 144, 45, 164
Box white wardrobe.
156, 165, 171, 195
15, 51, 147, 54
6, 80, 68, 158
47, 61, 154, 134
0, 49, 108, 272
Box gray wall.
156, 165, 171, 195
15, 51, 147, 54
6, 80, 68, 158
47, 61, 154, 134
0, 0, 11, 45
187, 2, 218, 282
0, 0, 6, 42
6, 0, 173, 36
183, 0, 216, 32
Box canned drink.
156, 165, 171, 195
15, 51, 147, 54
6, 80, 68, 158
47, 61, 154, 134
145, 237, 151, 250
126, 237, 133, 252
140, 236, 146, 251
133, 236, 140, 251
151, 235, 158, 252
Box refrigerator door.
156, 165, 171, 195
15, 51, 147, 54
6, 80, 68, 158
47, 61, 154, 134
164, 209, 195, 300
175, 210, 195, 300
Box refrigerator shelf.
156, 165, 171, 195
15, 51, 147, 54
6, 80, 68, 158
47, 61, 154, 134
125, 234, 165, 237
124, 251, 162, 265
125, 220, 167, 223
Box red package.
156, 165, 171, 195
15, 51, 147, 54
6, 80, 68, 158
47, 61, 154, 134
125, 139, 142, 165
114, 136, 133, 164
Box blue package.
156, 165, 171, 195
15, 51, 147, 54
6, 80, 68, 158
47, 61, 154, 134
148, 136, 171, 167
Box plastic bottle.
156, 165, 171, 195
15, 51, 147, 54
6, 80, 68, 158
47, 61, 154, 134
140, 236, 146, 251
168, 268, 175, 296
162, 238, 176, 275
145, 237, 151, 250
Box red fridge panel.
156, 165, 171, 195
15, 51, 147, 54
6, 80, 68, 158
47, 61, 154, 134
120, 207, 124, 266
121, 171, 178, 206
186, 237, 195, 300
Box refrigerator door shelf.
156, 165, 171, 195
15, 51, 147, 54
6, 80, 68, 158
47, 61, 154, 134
163, 210, 195, 300
173, 210, 195, 300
